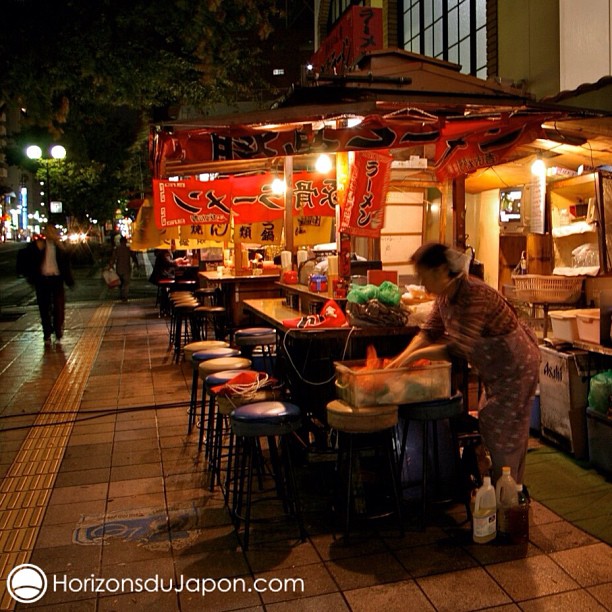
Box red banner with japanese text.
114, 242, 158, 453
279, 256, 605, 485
310, 6, 383, 75
153, 178, 231, 228
434, 115, 545, 181
339, 150, 392, 238
153, 174, 285, 228
230, 173, 285, 223
292, 172, 337, 217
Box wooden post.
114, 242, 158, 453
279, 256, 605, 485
452, 177, 466, 249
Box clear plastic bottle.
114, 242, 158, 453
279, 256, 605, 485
495, 466, 518, 538
508, 484, 530, 544
473, 476, 497, 543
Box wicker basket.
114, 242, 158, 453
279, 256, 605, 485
512, 274, 583, 304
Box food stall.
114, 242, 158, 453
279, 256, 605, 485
146, 47, 612, 456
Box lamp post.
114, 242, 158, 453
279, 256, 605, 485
26, 145, 66, 226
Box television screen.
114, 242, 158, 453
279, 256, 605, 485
500, 189, 522, 224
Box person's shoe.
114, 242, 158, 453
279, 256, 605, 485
44, 336, 52, 344
55, 330, 63, 341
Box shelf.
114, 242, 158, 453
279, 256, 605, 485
552, 221, 597, 238
553, 265, 600, 277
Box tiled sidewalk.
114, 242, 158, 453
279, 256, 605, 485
0, 300, 611, 611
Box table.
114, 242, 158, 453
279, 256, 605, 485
200, 271, 281, 328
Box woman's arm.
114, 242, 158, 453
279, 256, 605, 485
386, 332, 449, 368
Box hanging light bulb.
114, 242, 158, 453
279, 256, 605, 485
271, 176, 286, 194
315, 153, 333, 174
531, 155, 546, 176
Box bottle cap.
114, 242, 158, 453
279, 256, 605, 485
502, 466, 511, 475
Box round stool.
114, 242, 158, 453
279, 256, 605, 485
230, 401, 305, 551
195, 287, 218, 306
194, 305, 227, 341
186, 346, 240, 434
210, 378, 285, 498
326, 399, 403, 540
171, 301, 198, 363
234, 327, 277, 375
156, 278, 175, 316
183, 340, 229, 364
197, 356, 252, 453
397, 392, 464, 529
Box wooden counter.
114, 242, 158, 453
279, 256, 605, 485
200, 271, 281, 328
243, 297, 418, 430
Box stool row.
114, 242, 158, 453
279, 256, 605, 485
181, 338, 303, 550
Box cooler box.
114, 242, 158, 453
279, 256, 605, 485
586, 408, 612, 475
334, 360, 451, 407
548, 310, 580, 343
575, 309, 600, 344
538, 346, 590, 458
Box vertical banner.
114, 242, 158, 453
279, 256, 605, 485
339, 151, 392, 238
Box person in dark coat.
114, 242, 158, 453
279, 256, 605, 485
18, 225, 74, 343
109, 236, 139, 301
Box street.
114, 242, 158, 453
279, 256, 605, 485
0, 241, 157, 310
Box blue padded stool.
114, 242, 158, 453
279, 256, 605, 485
186, 346, 238, 434
197, 357, 252, 453
230, 401, 305, 551
397, 392, 464, 529
234, 327, 277, 375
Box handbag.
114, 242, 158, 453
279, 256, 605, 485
102, 267, 121, 288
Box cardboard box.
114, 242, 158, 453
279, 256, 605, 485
539, 346, 590, 458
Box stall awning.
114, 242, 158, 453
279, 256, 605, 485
150, 48, 612, 193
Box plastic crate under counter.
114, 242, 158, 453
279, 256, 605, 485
334, 360, 451, 407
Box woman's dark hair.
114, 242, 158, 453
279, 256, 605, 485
410, 242, 449, 269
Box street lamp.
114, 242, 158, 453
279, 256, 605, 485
26, 144, 66, 210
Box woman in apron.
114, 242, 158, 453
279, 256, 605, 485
388, 242, 540, 484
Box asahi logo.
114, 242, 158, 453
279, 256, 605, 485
543, 361, 563, 382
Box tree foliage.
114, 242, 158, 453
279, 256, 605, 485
1, 0, 281, 221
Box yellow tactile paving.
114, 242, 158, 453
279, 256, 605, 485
0, 303, 113, 611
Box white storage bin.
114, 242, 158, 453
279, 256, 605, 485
575, 309, 600, 344
549, 309, 580, 342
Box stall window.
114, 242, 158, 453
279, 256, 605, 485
402, 0, 487, 78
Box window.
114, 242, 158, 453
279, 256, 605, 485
402, 0, 487, 78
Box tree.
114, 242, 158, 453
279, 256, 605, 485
1, 0, 282, 222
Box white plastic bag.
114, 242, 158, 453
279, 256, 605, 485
102, 268, 121, 288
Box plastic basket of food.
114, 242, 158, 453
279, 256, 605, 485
334, 360, 451, 407
512, 274, 583, 304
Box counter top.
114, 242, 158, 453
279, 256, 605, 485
243, 298, 417, 338
573, 340, 612, 356
277, 281, 347, 302
200, 270, 280, 282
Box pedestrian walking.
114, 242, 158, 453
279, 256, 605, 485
109, 236, 139, 301
17, 225, 74, 343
